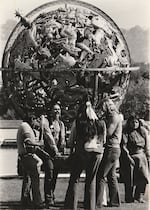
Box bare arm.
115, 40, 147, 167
60, 121, 66, 146
103, 121, 107, 145
107, 114, 119, 137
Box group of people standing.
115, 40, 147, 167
16, 98, 150, 210
64, 98, 122, 210
17, 103, 65, 209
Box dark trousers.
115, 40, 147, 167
134, 181, 147, 200
123, 163, 134, 202
64, 152, 102, 210
21, 155, 42, 206
124, 162, 147, 202
44, 158, 59, 204
96, 147, 121, 207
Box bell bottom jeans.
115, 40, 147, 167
96, 147, 121, 208
64, 152, 103, 210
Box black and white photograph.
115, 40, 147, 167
0, 0, 149, 209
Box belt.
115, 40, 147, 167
19, 153, 33, 158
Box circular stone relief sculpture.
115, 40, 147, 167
2, 0, 131, 124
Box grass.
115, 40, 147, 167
0, 177, 149, 210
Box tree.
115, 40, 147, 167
120, 63, 149, 120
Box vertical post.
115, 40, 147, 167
93, 71, 99, 108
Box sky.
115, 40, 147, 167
0, 0, 150, 67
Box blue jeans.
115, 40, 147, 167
96, 147, 121, 207
64, 152, 103, 210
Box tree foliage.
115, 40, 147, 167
120, 63, 149, 120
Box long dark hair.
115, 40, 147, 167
76, 100, 104, 142
125, 115, 140, 133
